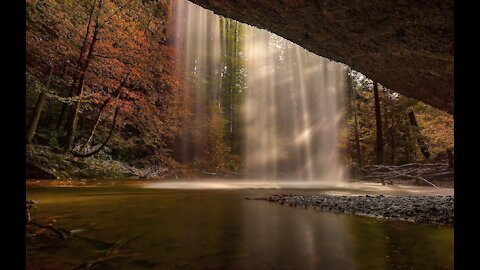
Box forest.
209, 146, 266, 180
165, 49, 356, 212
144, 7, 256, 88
26, 0, 453, 182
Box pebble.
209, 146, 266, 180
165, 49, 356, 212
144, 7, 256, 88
261, 194, 454, 226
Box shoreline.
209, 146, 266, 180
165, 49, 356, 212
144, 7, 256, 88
259, 194, 454, 226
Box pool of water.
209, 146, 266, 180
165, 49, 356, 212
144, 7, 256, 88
26, 180, 453, 269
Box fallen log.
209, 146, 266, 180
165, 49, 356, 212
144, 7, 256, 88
411, 175, 437, 187
357, 163, 447, 187
72, 234, 142, 269
423, 171, 454, 180
28, 222, 114, 247
29, 222, 70, 240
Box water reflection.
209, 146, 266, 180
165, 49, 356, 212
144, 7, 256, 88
241, 200, 355, 269
27, 186, 453, 269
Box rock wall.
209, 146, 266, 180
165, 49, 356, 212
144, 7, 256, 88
188, 0, 454, 114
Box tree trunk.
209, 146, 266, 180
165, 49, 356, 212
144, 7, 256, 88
225, 19, 232, 133
72, 107, 120, 157
446, 148, 454, 170
81, 73, 128, 152
408, 110, 431, 160
373, 82, 383, 164
56, 0, 97, 130
404, 119, 415, 162
64, 22, 99, 152
56, 80, 76, 131
26, 65, 55, 144
80, 97, 110, 152
229, 21, 238, 140
219, 17, 226, 107
390, 114, 395, 165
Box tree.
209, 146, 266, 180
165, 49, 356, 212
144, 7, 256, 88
63, 0, 137, 152
26, 0, 188, 169
203, 102, 231, 172
63, 1, 101, 151
388, 113, 395, 164
219, 18, 246, 157
55, 0, 98, 131
348, 68, 362, 167
78, 72, 130, 153
408, 110, 431, 160
26, 65, 54, 144
373, 81, 384, 164
346, 69, 452, 167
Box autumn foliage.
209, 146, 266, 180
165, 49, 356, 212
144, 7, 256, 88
345, 70, 453, 166
26, 0, 188, 169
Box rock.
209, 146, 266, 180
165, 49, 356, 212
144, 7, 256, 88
260, 194, 454, 226
189, 0, 453, 113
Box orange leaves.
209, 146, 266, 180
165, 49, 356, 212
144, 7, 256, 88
27, 0, 189, 164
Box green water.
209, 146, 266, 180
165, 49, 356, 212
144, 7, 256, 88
26, 183, 453, 269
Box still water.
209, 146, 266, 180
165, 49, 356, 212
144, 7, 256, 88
27, 180, 453, 269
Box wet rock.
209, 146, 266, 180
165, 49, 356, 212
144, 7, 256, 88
261, 194, 454, 226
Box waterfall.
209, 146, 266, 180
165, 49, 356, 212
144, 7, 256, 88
171, 0, 347, 182
170, 0, 223, 162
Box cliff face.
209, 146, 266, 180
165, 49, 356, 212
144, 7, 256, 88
188, 0, 454, 114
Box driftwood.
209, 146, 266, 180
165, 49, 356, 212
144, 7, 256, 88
124, 165, 168, 178
28, 221, 139, 269
27, 200, 115, 250
28, 221, 114, 248
26, 200, 39, 223
201, 171, 217, 176
29, 222, 71, 240
72, 234, 142, 269
422, 171, 454, 179
356, 162, 453, 187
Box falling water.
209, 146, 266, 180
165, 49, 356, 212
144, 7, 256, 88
243, 29, 347, 182
171, 0, 347, 182
170, 0, 222, 162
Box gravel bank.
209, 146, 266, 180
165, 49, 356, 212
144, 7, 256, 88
259, 194, 454, 226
